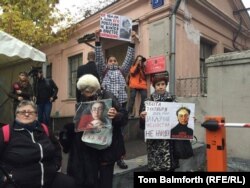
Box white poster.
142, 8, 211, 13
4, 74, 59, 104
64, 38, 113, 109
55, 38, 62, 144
100, 12, 132, 42
145, 102, 195, 140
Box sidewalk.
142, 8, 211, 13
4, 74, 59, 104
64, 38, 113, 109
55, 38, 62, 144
114, 138, 147, 173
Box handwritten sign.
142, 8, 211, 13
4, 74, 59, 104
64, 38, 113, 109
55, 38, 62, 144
145, 102, 195, 140
100, 13, 132, 42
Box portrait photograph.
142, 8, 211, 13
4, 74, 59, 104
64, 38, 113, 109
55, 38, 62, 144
74, 99, 112, 132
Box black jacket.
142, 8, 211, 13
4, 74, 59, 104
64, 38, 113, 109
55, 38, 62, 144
170, 123, 193, 139
35, 78, 58, 104
0, 121, 62, 187
59, 89, 128, 187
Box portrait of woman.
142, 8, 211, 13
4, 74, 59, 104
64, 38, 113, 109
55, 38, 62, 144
75, 100, 111, 132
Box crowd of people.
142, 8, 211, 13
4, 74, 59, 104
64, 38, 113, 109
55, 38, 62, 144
1, 27, 194, 188
8, 69, 58, 128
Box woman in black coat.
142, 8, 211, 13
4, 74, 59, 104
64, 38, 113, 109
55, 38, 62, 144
59, 74, 128, 188
0, 100, 75, 188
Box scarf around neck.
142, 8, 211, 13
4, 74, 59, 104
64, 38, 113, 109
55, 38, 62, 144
151, 91, 174, 102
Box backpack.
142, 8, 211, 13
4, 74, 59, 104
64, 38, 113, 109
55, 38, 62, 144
2, 123, 49, 143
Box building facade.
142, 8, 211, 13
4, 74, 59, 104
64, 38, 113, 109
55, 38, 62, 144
41, 0, 250, 155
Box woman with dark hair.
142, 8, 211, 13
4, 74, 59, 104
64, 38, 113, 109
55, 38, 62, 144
95, 29, 138, 169
95, 29, 137, 108
119, 18, 132, 39
76, 101, 108, 132
88, 101, 108, 128
139, 71, 180, 171
127, 55, 147, 117
8, 72, 33, 115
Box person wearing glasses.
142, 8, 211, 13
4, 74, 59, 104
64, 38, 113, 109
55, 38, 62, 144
0, 100, 75, 188
88, 101, 108, 129
170, 107, 193, 139
76, 101, 108, 131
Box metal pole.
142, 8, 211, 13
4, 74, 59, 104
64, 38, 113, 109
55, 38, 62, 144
219, 123, 250, 128
169, 14, 176, 95
169, 0, 182, 96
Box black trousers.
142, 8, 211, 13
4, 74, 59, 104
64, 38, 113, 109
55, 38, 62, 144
99, 163, 115, 188
81, 163, 115, 188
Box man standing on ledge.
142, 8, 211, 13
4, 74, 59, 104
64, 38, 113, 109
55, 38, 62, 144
35, 70, 58, 127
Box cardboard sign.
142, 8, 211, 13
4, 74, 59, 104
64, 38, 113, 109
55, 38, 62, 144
144, 55, 166, 74
100, 13, 132, 42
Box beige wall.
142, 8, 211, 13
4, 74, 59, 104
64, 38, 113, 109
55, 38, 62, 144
206, 50, 250, 159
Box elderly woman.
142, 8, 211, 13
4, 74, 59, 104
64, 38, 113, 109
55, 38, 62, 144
60, 74, 128, 188
0, 100, 75, 188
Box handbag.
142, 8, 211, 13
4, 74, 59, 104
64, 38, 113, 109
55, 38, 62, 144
81, 126, 113, 150
174, 140, 194, 159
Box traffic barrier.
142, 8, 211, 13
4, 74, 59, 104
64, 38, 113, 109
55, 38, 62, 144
201, 116, 250, 172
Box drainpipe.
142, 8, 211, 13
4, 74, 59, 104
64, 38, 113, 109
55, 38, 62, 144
169, 0, 182, 96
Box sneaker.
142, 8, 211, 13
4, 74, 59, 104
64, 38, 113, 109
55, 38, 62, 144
117, 159, 128, 169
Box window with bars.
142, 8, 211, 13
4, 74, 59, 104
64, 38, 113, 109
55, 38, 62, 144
68, 54, 82, 98
176, 39, 215, 97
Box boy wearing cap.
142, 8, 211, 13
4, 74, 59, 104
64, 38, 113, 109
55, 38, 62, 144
139, 71, 180, 171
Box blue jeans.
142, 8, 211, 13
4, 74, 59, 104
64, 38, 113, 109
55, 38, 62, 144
37, 101, 52, 126
128, 88, 147, 114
